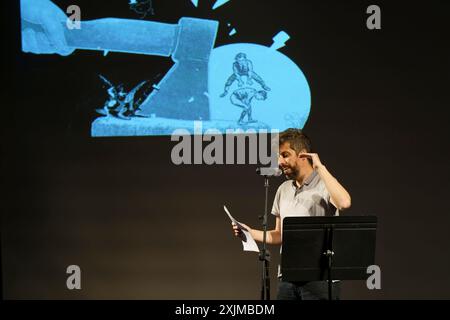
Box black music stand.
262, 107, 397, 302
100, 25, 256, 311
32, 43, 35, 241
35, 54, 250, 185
281, 216, 377, 300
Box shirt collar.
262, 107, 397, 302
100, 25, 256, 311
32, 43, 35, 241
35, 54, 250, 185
292, 170, 317, 189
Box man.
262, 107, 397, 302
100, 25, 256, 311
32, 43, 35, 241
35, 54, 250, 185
232, 128, 351, 300
230, 87, 268, 125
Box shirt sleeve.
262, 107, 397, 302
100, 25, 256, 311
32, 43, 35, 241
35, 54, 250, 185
271, 185, 282, 217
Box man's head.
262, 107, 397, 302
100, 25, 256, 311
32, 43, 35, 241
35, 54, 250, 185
255, 90, 268, 100
278, 128, 313, 179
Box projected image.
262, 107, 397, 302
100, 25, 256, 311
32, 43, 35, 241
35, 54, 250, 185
210, 43, 310, 132
20, 0, 311, 136
220, 53, 271, 98
96, 75, 148, 120
129, 0, 155, 18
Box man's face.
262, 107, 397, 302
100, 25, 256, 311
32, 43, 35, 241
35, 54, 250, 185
278, 142, 299, 179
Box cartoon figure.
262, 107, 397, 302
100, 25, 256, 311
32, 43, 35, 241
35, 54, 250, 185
96, 75, 125, 119
96, 75, 147, 120
230, 87, 268, 125
119, 80, 147, 118
220, 53, 271, 98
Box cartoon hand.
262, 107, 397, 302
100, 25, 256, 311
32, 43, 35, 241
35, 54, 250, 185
20, 0, 74, 56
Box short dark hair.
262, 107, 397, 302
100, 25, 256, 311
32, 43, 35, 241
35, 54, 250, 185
279, 128, 312, 154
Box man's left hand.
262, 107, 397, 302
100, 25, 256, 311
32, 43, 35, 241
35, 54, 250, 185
299, 153, 323, 170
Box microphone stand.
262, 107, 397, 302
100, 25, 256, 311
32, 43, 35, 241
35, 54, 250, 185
259, 174, 271, 300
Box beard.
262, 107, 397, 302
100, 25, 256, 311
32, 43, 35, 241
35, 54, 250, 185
281, 166, 298, 180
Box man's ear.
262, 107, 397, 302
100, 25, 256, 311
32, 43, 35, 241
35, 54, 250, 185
297, 149, 308, 159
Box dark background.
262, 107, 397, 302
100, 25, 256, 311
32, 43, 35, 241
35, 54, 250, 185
1, 0, 449, 299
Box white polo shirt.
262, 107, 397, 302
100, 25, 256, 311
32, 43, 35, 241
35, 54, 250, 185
271, 170, 338, 223
271, 170, 339, 279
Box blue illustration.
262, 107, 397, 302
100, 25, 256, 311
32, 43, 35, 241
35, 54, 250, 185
209, 43, 310, 132
213, 0, 232, 10
270, 31, 290, 50
230, 88, 268, 125
129, 0, 154, 18
20, 0, 311, 136
20, 0, 74, 56
96, 75, 148, 120
220, 53, 271, 98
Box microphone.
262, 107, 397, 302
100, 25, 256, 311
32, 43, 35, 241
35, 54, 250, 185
256, 167, 283, 177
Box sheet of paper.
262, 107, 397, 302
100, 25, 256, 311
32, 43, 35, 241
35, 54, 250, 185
224, 205, 260, 252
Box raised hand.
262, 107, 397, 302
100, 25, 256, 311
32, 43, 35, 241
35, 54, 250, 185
299, 152, 323, 170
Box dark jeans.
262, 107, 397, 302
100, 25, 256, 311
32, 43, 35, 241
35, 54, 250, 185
276, 280, 341, 300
